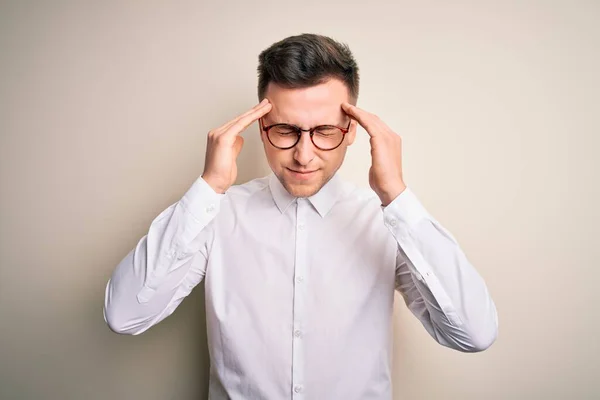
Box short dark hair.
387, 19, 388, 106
257, 33, 360, 104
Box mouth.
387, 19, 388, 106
286, 168, 319, 180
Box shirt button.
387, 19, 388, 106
206, 204, 215, 213
298, 223, 305, 230
389, 219, 397, 227
295, 276, 303, 283
294, 330, 302, 338
294, 385, 303, 393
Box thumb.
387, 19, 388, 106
233, 135, 244, 158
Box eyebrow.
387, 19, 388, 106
264, 118, 348, 127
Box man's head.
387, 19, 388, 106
257, 34, 360, 198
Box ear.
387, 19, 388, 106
346, 119, 358, 146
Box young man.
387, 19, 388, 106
104, 33, 498, 399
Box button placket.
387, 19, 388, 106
292, 199, 307, 397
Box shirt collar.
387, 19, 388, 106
268, 172, 346, 218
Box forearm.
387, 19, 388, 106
103, 232, 206, 335
103, 176, 223, 335
386, 188, 498, 352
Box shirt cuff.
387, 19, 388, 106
381, 187, 431, 238
178, 176, 225, 242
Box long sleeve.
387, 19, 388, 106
103, 176, 224, 335
383, 187, 498, 352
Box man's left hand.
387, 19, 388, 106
341, 102, 407, 206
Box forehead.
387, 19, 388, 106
264, 78, 349, 126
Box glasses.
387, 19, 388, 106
259, 118, 351, 151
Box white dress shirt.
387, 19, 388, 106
104, 172, 498, 400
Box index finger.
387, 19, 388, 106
341, 102, 378, 136
219, 99, 270, 132
227, 101, 272, 136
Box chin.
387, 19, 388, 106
279, 170, 326, 198
285, 183, 321, 198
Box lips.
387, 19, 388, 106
287, 168, 318, 180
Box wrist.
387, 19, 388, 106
379, 183, 407, 207
201, 174, 228, 194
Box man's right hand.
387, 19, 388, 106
201, 99, 272, 194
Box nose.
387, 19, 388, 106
293, 131, 316, 166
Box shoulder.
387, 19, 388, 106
223, 175, 271, 201
337, 178, 382, 210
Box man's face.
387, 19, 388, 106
260, 78, 357, 198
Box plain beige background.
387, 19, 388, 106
1, 0, 598, 399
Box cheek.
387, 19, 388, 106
262, 144, 287, 170
324, 147, 343, 161
323, 148, 346, 169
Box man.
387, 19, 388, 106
104, 33, 498, 399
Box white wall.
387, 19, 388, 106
1, 1, 598, 399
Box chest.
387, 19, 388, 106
205, 198, 397, 309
